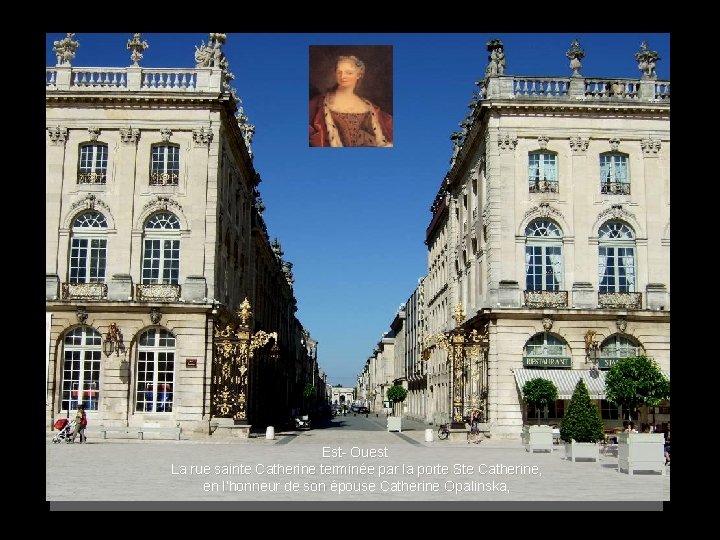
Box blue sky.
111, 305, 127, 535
46, 33, 670, 387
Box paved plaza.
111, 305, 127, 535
47, 414, 669, 510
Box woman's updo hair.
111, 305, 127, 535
336, 55, 365, 78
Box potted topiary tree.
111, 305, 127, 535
560, 379, 605, 462
605, 356, 669, 475
386, 384, 408, 432
521, 377, 558, 453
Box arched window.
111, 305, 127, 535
598, 222, 636, 293
599, 153, 630, 194
69, 211, 108, 284
525, 220, 563, 291
150, 144, 180, 186
528, 151, 558, 193
524, 333, 567, 358
78, 143, 108, 184
600, 334, 644, 361
141, 213, 180, 284
61, 326, 101, 411
135, 328, 176, 412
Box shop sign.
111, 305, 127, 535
523, 356, 571, 368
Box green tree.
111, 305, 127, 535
560, 379, 605, 443
521, 378, 558, 425
387, 385, 408, 417
604, 355, 670, 422
303, 383, 315, 397
387, 385, 408, 403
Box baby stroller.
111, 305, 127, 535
52, 418, 77, 443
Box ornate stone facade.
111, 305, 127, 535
45, 34, 319, 437
419, 38, 670, 438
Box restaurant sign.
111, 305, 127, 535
523, 356, 572, 368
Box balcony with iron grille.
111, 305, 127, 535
150, 172, 179, 186
528, 178, 559, 194
598, 292, 642, 309
135, 284, 181, 302
61, 282, 108, 300
77, 171, 107, 184
600, 181, 630, 195
524, 290, 568, 308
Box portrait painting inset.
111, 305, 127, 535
309, 45, 393, 148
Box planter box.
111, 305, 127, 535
617, 432, 665, 475
522, 425, 553, 453
387, 416, 402, 432
448, 427, 469, 442
565, 441, 600, 462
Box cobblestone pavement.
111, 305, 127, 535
47, 414, 669, 509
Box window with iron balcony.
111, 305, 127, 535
150, 144, 180, 186
78, 143, 108, 184
599, 153, 630, 195
528, 152, 558, 193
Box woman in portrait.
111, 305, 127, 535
309, 55, 393, 147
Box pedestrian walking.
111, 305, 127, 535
71, 404, 87, 443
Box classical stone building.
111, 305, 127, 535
357, 332, 396, 413
403, 281, 426, 421
45, 33, 321, 438
330, 387, 355, 410
422, 39, 670, 438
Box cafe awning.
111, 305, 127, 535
513, 368, 608, 400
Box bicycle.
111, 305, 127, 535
437, 423, 450, 440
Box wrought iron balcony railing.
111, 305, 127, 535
524, 290, 568, 308
61, 282, 108, 300
150, 171, 179, 186
77, 171, 107, 184
135, 283, 181, 302
528, 179, 559, 193
598, 291, 642, 309
600, 181, 630, 195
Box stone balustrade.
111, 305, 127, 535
513, 77, 570, 98
46, 65, 223, 93
485, 75, 668, 103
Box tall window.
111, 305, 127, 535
598, 222, 636, 292
528, 152, 558, 193
150, 144, 180, 186
600, 153, 629, 194
525, 220, 563, 291
61, 327, 101, 411
69, 211, 108, 284
135, 328, 175, 412
78, 143, 108, 184
524, 333, 567, 358
142, 213, 180, 284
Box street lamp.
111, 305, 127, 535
102, 323, 126, 357
585, 330, 600, 377
424, 304, 488, 427
212, 298, 279, 423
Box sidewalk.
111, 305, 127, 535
47, 413, 669, 507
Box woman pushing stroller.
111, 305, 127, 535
71, 404, 87, 443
